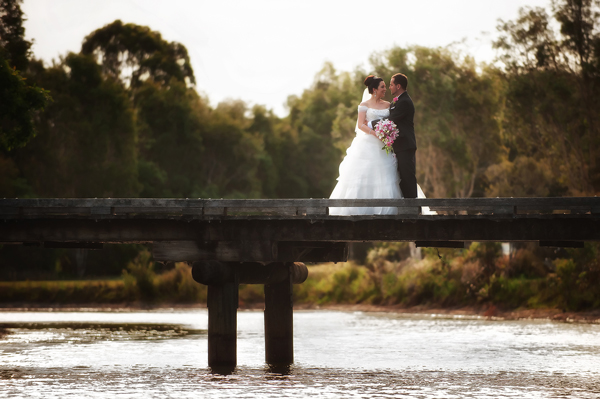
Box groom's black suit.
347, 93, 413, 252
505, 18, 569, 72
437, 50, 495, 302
372, 91, 418, 198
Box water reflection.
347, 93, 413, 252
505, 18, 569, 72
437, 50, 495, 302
209, 362, 292, 377
0, 322, 205, 343
265, 363, 292, 376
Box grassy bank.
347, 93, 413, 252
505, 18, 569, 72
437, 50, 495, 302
1, 243, 599, 312
296, 242, 600, 312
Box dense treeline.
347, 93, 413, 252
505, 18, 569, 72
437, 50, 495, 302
2, 2, 599, 201
1, 0, 599, 280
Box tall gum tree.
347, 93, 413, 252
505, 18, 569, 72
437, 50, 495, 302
493, 0, 600, 195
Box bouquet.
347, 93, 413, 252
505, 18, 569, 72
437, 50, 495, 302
374, 119, 399, 155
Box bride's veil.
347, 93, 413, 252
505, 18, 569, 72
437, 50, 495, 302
355, 88, 371, 135
360, 87, 371, 103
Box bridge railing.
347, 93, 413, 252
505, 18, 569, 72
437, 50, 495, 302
1, 197, 599, 219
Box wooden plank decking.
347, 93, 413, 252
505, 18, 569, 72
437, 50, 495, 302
1, 197, 599, 262
1, 197, 599, 218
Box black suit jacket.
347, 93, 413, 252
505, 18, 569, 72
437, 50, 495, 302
373, 91, 417, 152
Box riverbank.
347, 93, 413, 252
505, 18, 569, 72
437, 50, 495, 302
2, 243, 599, 320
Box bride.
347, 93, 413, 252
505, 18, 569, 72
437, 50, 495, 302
329, 75, 430, 215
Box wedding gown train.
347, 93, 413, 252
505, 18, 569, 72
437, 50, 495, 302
329, 106, 432, 215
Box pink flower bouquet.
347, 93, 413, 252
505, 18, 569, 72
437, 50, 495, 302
374, 119, 399, 155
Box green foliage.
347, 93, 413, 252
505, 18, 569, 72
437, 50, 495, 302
283, 63, 365, 197
0, 260, 208, 304
122, 250, 207, 303
493, 0, 600, 195
197, 100, 267, 198
81, 19, 195, 88
293, 263, 378, 305
485, 157, 557, 197
0, 155, 31, 196
0, 0, 31, 71
6, 10, 596, 200
0, 0, 51, 152
366, 242, 412, 264
0, 53, 50, 151
123, 249, 156, 301
292, 242, 600, 312
154, 262, 206, 303
554, 243, 600, 310
238, 284, 264, 307
0, 279, 132, 303
135, 79, 206, 197
378, 259, 456, 306
14, 53, 140, 197
482, 275, 545, 308
2, 243, 599, 311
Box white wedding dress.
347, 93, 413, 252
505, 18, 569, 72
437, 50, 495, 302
329, 105, 432, 215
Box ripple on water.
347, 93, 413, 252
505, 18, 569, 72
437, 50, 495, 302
0, 310, 599, 398
0, 322, 206, 344
1, 366, 600, 398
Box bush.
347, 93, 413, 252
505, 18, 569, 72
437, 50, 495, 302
486, 275, 542, 308
123, 250, 156, 301
293, 263, 378, 305
0, 280, 131, 303
155, 262, 207, 303
554, 244, 600, 311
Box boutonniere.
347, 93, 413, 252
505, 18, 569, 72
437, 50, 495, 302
392, 96, 399, 105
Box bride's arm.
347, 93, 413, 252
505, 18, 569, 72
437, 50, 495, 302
357, 107, 376, 136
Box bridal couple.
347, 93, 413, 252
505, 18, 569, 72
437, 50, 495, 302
330, 73, 430, 215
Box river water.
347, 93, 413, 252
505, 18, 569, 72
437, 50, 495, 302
1, 309, 599, 398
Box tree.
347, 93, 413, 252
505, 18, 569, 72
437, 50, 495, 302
0, 53, 49, 151
81, 20, 195, 89
135, 78, 207, 197
0, 0, 31, 71
553, 0, 600, 177
493, 1, 600, 195
0, 0, 50, 152
283, 63, 364, 198
16, 53, 140, 197
198, 99, 266, 198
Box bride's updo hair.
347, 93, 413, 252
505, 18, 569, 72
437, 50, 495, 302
364, 75, 384, 94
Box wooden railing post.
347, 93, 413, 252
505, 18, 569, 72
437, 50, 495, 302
264, 262, 294, 365
207, 275, 238, 369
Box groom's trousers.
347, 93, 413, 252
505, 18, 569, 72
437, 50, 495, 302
397, 149, 417, 198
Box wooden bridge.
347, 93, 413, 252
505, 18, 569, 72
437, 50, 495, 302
1, 197, 599, 369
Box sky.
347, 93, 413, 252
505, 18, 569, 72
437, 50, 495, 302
22, 0, 553, 116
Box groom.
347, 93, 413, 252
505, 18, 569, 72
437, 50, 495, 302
368, 73, 417, 198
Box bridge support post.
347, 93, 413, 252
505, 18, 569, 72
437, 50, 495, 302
264, 262, 294, 365
207, 277, 238, 369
